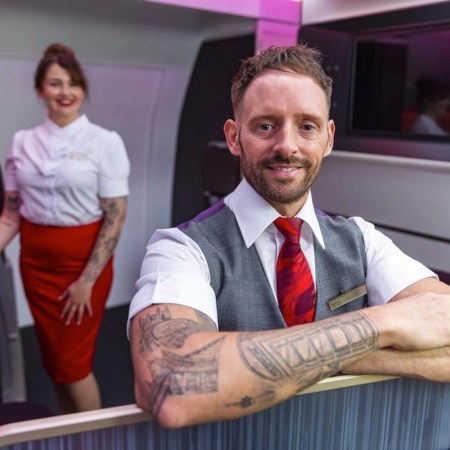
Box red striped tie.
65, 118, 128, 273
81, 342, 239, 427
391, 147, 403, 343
274, 217, 316, 326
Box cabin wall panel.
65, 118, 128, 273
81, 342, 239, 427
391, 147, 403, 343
314, 151, 450, 274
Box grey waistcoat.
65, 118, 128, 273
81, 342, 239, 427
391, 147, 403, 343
179, 200, 367, 331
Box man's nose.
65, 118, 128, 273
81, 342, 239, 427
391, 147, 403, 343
273, 127, 298, 156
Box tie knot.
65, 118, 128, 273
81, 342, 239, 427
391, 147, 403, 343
274, 217, 302, 244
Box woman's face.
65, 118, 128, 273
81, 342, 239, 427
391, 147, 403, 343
38, 63, 85, 127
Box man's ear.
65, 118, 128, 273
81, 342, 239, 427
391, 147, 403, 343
324, 119, 335, 157
224, 119, 240, 156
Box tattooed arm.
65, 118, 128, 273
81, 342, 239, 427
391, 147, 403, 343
130, 294, 450, 428
342, 278, 450, 381
0, 191, 22, 252
60, 196, 127, 325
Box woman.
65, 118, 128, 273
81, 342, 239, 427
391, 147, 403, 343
0, 43, 130, 414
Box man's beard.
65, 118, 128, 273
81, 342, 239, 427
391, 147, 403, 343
238, 138, 322, 205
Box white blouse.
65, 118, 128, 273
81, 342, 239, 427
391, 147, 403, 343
5, 115, 130, 226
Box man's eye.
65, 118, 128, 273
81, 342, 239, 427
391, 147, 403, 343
259, 124, 273, 131
301, 124, 316, 132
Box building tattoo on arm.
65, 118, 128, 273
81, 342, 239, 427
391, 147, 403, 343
148, 337, 224, 416
226, 314, 378, 411
237, 312, 378, 386
137, 306, 221, 415
138, 306, 217, 353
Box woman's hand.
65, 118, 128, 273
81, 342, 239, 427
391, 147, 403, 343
59, 277, 94, 325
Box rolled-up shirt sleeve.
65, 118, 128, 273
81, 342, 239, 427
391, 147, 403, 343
350, 216, 437, 305
127, 228, 218, 336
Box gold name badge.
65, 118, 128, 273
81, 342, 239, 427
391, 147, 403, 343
328, 284, 368, 311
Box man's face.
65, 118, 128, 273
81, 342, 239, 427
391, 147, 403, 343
224, 70, 335, 216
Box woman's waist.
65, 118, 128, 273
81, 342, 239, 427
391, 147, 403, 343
19, 207, 103, 228
20, 216, 103, 232
20, 217, 103, 263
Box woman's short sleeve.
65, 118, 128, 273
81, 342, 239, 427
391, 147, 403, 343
98, 131, 130, 198
4, 131, 24, 192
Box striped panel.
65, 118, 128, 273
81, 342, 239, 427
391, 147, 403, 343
3, 377, 450, 450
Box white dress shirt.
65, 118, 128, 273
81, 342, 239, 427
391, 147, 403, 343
128, 179, 435, 330
5, 115, 130, 226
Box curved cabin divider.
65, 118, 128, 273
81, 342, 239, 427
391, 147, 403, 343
2, 374, 450, 449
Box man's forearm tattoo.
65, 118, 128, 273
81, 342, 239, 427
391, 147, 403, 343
138, 306, 216, 353
137, 306, 221, 414
226, 389, 277, 409
148, 337, 224, 415
237, 313, 378, 388
139, 307, 377, 414
224, 314, 378, 411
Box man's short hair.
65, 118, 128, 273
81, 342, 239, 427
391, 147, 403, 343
231, 43, 333, 115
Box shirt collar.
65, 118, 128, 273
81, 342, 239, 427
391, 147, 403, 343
225, 178, 325, 249
44, 114, 89, 139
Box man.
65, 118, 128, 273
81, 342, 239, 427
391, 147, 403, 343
128, 44, 450, 429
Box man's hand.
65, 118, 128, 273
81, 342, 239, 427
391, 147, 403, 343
344, 279, 450, 381
362, 292, 450, 352
366, 278, 450, 352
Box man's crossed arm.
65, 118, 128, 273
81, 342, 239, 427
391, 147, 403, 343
130, 278, 450, 428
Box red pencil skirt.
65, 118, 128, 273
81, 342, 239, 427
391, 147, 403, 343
19, 218, 113, 384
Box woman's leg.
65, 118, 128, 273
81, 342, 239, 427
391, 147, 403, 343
54, 371, 101, 414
